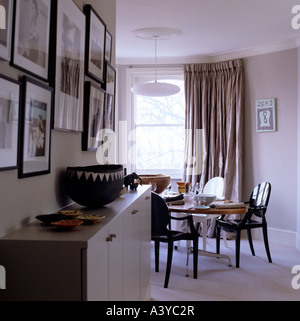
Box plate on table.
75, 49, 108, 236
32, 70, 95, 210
36, 214, 72, 226
77, 214, 105, 225
51, 219, 83, 230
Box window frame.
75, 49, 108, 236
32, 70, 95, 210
126, 66, 184, 179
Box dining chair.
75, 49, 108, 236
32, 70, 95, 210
216, 182, 272, 268
203, 176, 225, 199
195, 176, 225, 250
151, 192, 199, 288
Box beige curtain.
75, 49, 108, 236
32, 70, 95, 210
183, 59, 244, 201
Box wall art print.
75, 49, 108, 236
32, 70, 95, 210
53, 0, 85, 132
256, 98, 277, 133
0, 74, 21, 171
0, 0, 13, 61
105, 30, 112, 62
84, 4, 106, 84
19, 76, 53, 178
82, 81, 105, 151
104, 61, 116, 132
12, 0, 51, 81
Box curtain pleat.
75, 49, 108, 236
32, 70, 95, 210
183, 59, 244, 201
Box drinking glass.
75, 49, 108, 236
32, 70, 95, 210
195, 182, 200, 195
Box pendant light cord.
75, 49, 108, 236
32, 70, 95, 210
154, 36, 158, 83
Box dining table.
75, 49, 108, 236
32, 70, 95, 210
167, 199, 247, 270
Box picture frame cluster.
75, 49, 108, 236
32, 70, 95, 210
0, 0, 115, 177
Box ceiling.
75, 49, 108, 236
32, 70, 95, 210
116, 0, 300, 65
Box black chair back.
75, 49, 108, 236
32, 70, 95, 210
151, 192, 170, 235
249, 182, 271, 218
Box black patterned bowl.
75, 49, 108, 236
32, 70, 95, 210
65, 165, 124, 208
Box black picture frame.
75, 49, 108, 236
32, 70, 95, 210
0, 74, 21, 171
104, 61, 116, 132
82, 81, 105, 151
11, 0, 52, 81
84, 4, 106, 84
105, 30, 112, 62
0, 0, 14, 61
51, 0, 85, 132
19, 76, 53, 179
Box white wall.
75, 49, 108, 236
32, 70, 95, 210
243, 49, 298, 245
0, 0, 116, 237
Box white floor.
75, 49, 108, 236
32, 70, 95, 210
150, 237, 300, 301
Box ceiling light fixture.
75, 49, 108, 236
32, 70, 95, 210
131, 28, 182, 97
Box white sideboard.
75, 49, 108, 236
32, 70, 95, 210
0, 186, 151, 301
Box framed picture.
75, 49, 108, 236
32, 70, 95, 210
104, 62, 116, 132
82, 81, 105, 151
0, 0, 13, 61
0, 74, 21, 171
256, 98, 277, 132
105, 30, 112, 62
52, 0, 85, 132
84, 4, 106, 83
19, 76, 53, 178
11, 0, 51, 81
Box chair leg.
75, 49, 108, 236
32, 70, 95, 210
164, 241, 174, 288
185, 240, 191, 277
202, 217, 208, 251
223, 232, 228, 247
154, 241, 160, 272
216, 225, 221, 254
247, 229, 255, 256
235, 231, 241, 268
193, 237, 198, 279
262, 224, 272, 263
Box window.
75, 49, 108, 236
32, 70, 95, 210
128, 69, 185, 178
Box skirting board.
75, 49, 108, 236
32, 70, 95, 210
252, 227, 298, 248
297, 233, 300, 252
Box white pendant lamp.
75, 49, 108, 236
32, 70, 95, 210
131, 28, 182, 97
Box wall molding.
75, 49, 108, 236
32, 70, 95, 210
297, 232, 300, 252
253, 227, 298, 249
117, 38, 300, 65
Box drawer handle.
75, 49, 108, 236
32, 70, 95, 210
145, 196, 150, 200
106, 234, 117, 242
132, 210, 138, 215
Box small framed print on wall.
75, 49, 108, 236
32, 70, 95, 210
52, 0, 85, 132
256, 98, 277, 133
82, 81, 105, 151
105, 30, 112, 62
0, 0, 14, 61
11, 0, 52, 81
84, 4, 106, 84
19, 76, 53, 178
0, 74, 21, 171
104, 62, 116, 132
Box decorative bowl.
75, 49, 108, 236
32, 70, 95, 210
193, 194, 216, 205
36, 214, 71, 226
139, 174, 170, 194
65, 165, 124, 208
